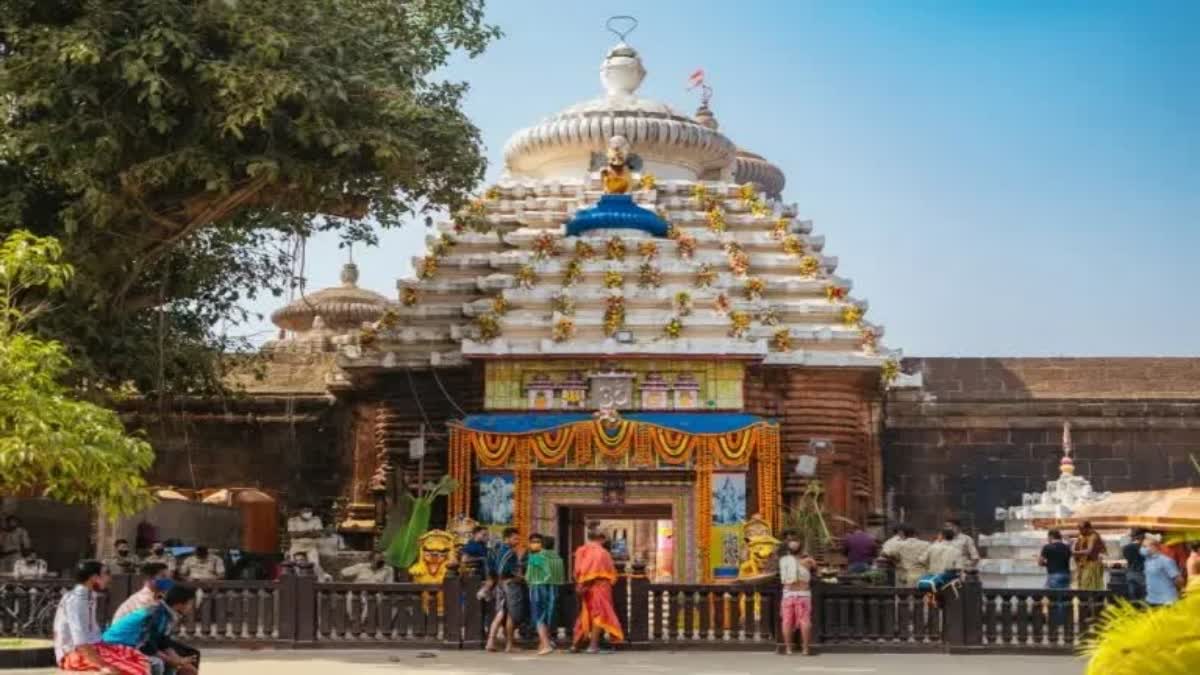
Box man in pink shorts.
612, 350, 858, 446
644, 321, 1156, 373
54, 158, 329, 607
778, 532, 816, 656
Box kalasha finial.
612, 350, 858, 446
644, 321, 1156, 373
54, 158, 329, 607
1060, 421, 1075, 476
340, 262, 360, 287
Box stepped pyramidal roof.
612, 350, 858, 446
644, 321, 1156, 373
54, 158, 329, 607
331, 32, 895, 382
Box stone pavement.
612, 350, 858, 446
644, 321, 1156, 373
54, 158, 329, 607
16, 648, 1086, 675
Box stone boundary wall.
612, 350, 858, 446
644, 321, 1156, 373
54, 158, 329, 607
885, 357, 1200, 535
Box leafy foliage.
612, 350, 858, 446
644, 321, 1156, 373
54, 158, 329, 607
0, 231, 154, 517
1082, 593, 1200, 674
0, 0, 500, 394
384, 475, 458, 570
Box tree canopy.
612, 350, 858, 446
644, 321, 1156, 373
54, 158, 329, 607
0, 0, 500, 395
0, 230, 154, 517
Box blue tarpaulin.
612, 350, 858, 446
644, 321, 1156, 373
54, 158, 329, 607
458, 412, 769, 435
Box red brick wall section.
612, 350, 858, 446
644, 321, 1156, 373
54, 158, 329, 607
885, 357, 1200, 537
746, 367, 883, 529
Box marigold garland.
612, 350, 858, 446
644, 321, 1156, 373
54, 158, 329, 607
484, 186, 502, 201
532, 232, 559, 260
749, 201, 771, 218
638, 240, 659, 260
728, 249, 750, 278
861, 328, 879, 354
401, 287, 419, 307
825, 285, 846, 302
603, 295, 626, 336
563, 258, 583, 286
674, 291, 693, 316
664, 316, 683, 339
492, 296, 510, 315
842, 305, 864, 326
675, 233, 697, 259
729, 310, 751, 338
691, 183, 709, 203
706, 206, 726, 234
882, 359, 900, 385
639, 173, 658, 191
514, 441, 533, 543
633, 424, 654, 467
696, 449, 714, 582
695, 263, 717, 287
781, 235, 805, 257
574, 240, 596, 260
798, 255, 821, 279
744, 277, 765, 300
606, 236, 626, 261
771, 218, 789, 240
516, 264, 537, 289
638, 263, 663, 289
714, 292, 731, 315
475, 314, 501, 342
417, 256, 438, 280
454, 199, 490, 233
552, 290, 576, 315
603, 269, 624, 289
772, 328, 792, 351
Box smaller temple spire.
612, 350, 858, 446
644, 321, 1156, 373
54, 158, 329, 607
340, 262, 360, 287
1059, 421, 1075, 476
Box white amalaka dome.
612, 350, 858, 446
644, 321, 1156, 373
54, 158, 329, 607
503, 42, 737, 181
333, 32, 894, 377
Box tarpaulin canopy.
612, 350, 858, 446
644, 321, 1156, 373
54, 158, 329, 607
1058, 487, 1200, 532
457, 412, 767, 436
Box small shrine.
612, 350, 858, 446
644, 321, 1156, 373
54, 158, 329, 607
977, 423, 1117, 588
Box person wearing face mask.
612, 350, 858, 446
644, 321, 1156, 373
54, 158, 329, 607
287, 504, 324, 561
179, 546, 224, 581
340, 553, 394, 583
143, 542, 177, 573
778, 532, 817, 656
13, 548, 48, 579
525, 534, 565, 656
104, 540, 139, 576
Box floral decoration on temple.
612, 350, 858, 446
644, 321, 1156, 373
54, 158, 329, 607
638, 263, 663, 288
798, 255, 821, 278
638, 240, 659, 260
553, 317, 576, 342
881, 358, 900, 385
475, 314, 500, 342
664, 219, 680, 240
744, 277, 765, 300
603, 296, 626, 336
563, 258, 583, 286
552, 290, 576, 315
673, 291, 693, 316
675, 232, 697, 259
417, 255, 438, 280
453, 199, 489, 234
841, 305, 864, 327
770, 217, 789, 240
772, 328, 792, 351
638, 173, 657, 191
606, 236, 626, 261
532, 232, 559, 260
574, 240, 596, 260
695, 263, 717, 287
491, 296, 510, 315
484, 186, 501, 201
825, 285, 846, 302
401, 287, 419, 307
861, 328, 879, 354
759, 307, 780, 326
603, 269, 624, 289
729, 310, 751, 338
739, 183, 771, 217
663, 316, 683, 339
691, 183, 709, 203
725, 242, 750, 278
431, 233, 457, 257
706, 203, 727, 233
713, 292, 731, 315
781, 234, 805, 257
516, 264, 537, 289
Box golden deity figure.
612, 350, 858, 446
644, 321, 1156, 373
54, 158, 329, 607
737, 514, 780, 580
407, 529, 457, 584
601, 135, 633, 194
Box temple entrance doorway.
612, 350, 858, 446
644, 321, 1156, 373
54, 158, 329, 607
558, 504, 675, 582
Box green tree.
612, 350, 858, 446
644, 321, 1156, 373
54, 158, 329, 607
0, 230, 154, 517
0, 0, 500, 395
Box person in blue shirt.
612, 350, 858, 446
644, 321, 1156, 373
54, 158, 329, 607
485, 527, 526, 652
103, 585, 200, 675
460, 526, 490, 579
1141, 534, 1182, 607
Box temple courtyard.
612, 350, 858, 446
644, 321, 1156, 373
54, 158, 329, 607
11, 649, 1086, 675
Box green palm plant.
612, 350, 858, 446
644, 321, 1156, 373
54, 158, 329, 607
1082, 594, 1200, 674
780, 480, 855, 557
383, 475, 458, 570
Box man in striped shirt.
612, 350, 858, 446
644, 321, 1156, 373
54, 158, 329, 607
525, 534, 565, 656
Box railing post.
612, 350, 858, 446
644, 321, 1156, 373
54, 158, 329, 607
276, 566, 298, 642
1106, 565, 1128, 600
460, 560, 485, 649
810, 578, 824, 646
293, 565, 317, 644
628, 561, 649, 645
946, 569, 983, 649
442, 563, 463, 649
612, 561, 629, 639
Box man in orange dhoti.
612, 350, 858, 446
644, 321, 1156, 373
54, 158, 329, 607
572, 532, 625, 653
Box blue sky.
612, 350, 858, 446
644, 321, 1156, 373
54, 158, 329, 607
240, 1, 1199, 356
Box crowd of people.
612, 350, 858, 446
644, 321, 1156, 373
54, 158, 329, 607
458, 526, 624, 656
53, 560, 201, 675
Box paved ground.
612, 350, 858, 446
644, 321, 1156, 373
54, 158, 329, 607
14, 648, 1088, 675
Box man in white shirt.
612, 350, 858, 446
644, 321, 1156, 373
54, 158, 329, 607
778, 532, 817, 656
178, 546, 225, 581
12, 549, 48, 579
53, 560, 149, 675
919, 528, 964, 575
944, 519, 980, 570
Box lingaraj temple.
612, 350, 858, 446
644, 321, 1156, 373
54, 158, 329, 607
27, 29, 1197, 581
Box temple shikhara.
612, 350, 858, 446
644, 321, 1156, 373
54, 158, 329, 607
309, 31, 894, 582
